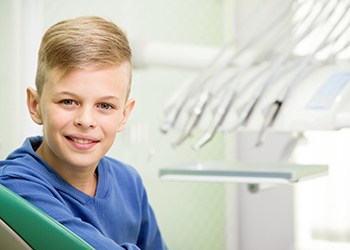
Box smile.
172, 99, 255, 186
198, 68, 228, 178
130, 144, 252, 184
66, 135, 100, 147
70, 137, 95, 144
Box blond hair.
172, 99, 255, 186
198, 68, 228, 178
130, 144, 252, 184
35, 16, 132, 96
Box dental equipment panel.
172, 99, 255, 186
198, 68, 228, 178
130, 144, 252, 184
159, 0, 350, 150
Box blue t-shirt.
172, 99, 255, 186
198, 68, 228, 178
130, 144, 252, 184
0, 136, 167, 250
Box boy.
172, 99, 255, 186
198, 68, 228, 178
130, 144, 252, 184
0, 16, 167, 250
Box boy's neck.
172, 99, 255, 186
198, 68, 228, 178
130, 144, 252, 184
68, 172, 98, 197
35, 143, 98, 197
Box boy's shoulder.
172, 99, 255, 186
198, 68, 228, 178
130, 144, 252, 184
100, 156, 142, 182
102, 156, 137, 172
0, 150, 54, 189
98, 157, 146, 197
0, 137, 46, 176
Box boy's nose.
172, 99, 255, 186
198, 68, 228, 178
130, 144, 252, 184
74, 107, 96, 128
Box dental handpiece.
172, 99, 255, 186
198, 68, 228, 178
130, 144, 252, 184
192, 89, 236, 150
173, 91, 211, 147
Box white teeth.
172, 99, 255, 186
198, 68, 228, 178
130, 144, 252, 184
71, 137, 93, 144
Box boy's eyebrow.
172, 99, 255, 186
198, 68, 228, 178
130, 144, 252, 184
56, 91, 77, 96
57, 91, 121, 103
99, 96, 122, 107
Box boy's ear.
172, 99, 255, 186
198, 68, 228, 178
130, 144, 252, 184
116, 98, 135, 132
26, 87, 43, 125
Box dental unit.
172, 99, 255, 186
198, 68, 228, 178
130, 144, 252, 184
158, 0, 350, 152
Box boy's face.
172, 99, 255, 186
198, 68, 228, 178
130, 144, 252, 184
27, 63, 134, 174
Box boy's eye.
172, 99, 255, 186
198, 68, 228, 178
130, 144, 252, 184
62, 99, 77, 105
98, 103, 113, 110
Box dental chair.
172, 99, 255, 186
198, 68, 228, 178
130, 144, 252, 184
0, 184, 93, 249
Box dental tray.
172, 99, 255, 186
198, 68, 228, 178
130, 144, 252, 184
159, 161, 328, 184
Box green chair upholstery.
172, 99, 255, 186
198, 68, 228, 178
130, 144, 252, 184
0, 184, 94, 250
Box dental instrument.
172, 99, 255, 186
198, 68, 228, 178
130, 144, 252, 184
161, 0, 295, 137
173, 1, 299, 147
233, 0, 333, 131
255, 0, 350, 146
